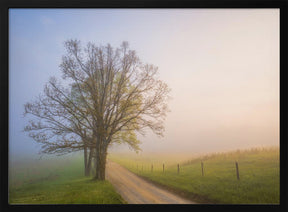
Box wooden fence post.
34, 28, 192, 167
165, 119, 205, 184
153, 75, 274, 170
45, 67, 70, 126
142, 165, 143, 172
201, 161, 204, 177
163, 163, 165, 173
235, 161, 240, 180
151, 164, 153, 172
177, 164, 180, 174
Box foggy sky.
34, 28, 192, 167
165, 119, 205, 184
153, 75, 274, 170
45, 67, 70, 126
9, 9, 279, 158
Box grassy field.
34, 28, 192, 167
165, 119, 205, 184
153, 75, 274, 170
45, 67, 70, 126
109, 147, 279, 204
9, 154, 125, 204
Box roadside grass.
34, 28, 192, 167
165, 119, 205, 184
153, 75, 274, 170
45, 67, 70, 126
109, 147, 279, 204
9, 155, 125, 204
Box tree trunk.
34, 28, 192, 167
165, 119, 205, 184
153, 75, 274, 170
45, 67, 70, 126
84, 143, 89, 176
86, 147, 93, 176
93, 142, 107, 181
94, 152, 97, 176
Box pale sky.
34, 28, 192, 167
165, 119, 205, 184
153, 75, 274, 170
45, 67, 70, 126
9, 9, 279, 157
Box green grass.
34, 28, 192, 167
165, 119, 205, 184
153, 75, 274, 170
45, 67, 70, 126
109, 147, 279, 204
9, 154, 126, 204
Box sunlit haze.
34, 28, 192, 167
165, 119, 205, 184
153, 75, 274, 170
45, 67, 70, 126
9, 9, 279, 159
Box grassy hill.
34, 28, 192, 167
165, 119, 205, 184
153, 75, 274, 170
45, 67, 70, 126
109, 147, 279, 204
9, 155, 125, 204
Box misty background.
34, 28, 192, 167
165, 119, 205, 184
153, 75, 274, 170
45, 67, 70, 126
9, 9, 279, 160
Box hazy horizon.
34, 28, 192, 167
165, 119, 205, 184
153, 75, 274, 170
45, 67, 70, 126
9, 9, 279, 160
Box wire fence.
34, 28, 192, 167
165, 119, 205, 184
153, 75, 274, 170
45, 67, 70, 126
133, 161, 241, 180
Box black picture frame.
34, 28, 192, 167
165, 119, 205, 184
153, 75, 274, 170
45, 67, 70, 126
1, 0, 287, 212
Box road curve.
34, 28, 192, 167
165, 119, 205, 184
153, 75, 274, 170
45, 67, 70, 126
105, 161, 196, 204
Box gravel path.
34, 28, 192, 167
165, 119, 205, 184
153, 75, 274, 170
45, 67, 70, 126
106, 161, 197, 204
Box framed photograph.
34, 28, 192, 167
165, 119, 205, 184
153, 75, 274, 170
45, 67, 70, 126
1, 0, 287, 211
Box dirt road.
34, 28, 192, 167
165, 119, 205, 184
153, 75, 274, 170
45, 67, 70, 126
106, 161, 196, 204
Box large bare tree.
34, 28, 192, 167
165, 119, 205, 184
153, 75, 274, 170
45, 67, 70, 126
24, 40, 170, 180
24, 77, 95, 176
